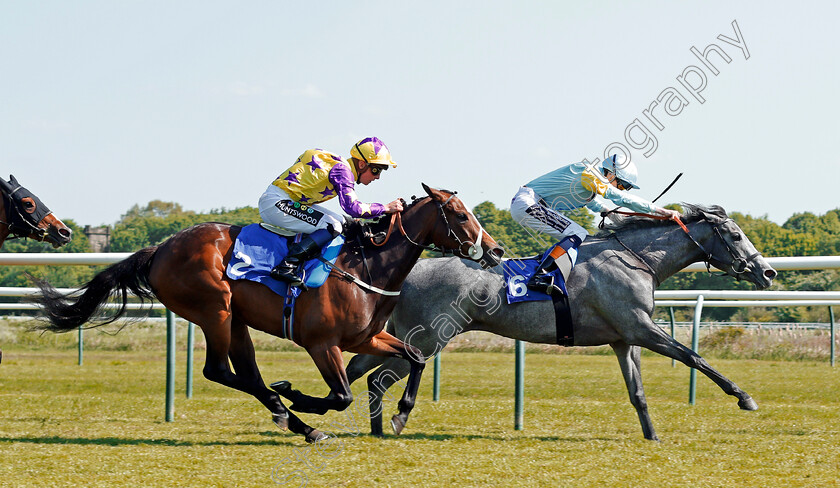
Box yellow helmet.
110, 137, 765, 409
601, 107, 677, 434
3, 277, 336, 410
350, 137, 397, 168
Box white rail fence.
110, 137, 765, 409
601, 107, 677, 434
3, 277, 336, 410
1, 253, 838, 425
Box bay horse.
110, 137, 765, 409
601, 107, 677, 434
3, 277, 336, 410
1, 174, 72, 364
32, 184, 504, 442
345, 204, 777, 440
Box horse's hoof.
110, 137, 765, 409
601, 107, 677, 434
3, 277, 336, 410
305, 429, 328, 444
738, 397, 758, 411
272, 412, 289, 430
390, 415, 405, 435
270, 381, 292, 396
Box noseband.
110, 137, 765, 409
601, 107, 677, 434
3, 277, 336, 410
683, 217, 762, 278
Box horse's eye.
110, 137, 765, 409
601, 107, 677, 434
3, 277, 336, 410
24, 201, 34, 208
732, 233, 742, 241
456, 212, 468, 221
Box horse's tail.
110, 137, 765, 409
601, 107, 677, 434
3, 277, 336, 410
31, 247, 158, 333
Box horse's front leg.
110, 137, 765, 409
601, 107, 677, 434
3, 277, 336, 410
610, 341, 658, 441
364, 359, 411, 436
631, 317, 757, 411
346, 330, 425, 435
272, 344, 354, 415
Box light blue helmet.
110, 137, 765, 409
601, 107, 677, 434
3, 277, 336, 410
603, 154, 640, 189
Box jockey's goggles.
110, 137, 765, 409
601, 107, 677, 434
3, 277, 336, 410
368, 164, 390, 175
616, 179, 633, 191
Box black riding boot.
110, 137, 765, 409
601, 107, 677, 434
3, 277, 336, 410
526, 235, 580, 295
270, 236, 321, 287
526, 254, 562, 296
270, 228, 336, 287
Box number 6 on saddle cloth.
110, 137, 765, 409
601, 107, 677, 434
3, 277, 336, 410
503, 237, 579, 304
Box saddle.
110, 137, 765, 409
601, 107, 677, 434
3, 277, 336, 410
225, 223, 344, 297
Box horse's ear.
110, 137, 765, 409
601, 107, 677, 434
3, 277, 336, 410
9, 175, 18, 186
422, 183, 435, 197
0, 176, 11, 192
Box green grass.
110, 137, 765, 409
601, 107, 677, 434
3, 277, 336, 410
1, 346, 838, 487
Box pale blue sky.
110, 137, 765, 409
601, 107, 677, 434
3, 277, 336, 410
2, 1, 838, 227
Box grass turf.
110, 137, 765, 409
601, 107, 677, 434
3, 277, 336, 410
0, 348, 838, 487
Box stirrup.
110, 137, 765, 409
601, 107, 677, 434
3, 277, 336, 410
526, 273, 562, 296
270, 262, 305, 288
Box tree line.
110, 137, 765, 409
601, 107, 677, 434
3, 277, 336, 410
2, 200, 839, 323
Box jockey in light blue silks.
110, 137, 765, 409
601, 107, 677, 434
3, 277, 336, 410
259, 137, 404, 287
510, 154, 680, 294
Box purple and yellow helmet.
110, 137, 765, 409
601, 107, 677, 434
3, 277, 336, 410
350, 137, 397, 168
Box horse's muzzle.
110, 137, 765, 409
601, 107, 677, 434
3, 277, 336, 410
46, 225, 73, 248
750, 264, 776, 290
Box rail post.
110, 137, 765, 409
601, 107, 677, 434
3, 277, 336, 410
689, 295, 704, 405
433, 352, 441, 402
186, 322, 194, 398
514, 340, 525, 430
669, 307, 676, 367
77, 325, 84, 366
830, 306, 835, 368
165, 310, 176, 421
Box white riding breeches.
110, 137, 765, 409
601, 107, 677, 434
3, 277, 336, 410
258, 185, 344, 235
510, 186, 589, 243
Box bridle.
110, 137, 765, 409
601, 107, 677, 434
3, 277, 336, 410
368, 193, 486, 260
607, 210, 762, 280
0, 182, 51, 242
320, 192, 489, 297
687, 217, 761, 278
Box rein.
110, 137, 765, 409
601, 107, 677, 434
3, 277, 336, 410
605, 209, 761, 278
328, 192, 488, 296
609, 232, 662, 286
368, 193, 482, 258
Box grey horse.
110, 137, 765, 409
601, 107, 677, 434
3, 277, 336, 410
345, 204, 777, 441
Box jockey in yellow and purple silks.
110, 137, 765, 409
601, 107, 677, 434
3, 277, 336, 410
510, 154, 680, 294
259, 137, 404, 286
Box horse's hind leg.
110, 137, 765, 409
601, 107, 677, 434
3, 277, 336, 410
345, 353, 387, 386
611, 342, 658, 441
632, 319, 757, 410
273, 344, 354, 415
345, 331, 424, 436
228, 317, 325, 443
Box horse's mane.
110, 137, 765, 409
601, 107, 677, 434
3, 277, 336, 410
594, 203, 728, 237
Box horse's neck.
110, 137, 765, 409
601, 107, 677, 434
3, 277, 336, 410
344, 203, 434, 291
617, 221, 709, 282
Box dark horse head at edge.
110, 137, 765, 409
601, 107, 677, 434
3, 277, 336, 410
0, 174, 72, 249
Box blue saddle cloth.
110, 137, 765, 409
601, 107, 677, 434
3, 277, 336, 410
503, 240, 579, 304
225, 224, 344, 298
